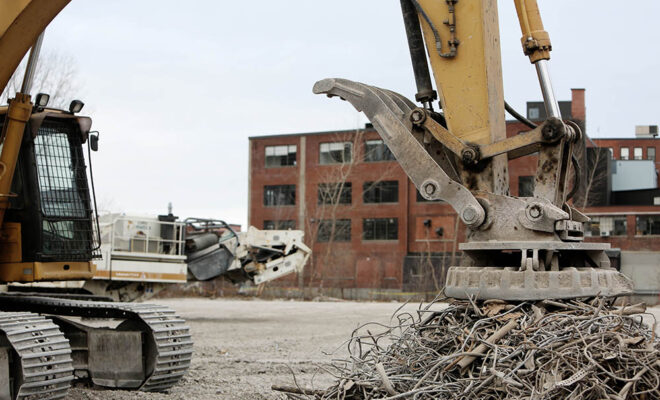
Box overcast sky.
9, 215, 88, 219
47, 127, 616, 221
36, 0, 660, 227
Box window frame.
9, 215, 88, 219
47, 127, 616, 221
620, 147, 630, 160
317, 182, 352, 205
316, 219, 351, 242
636, 215, 660, 236
585, 216, 627, 237
364, 139, 396, 162
633, 147, 643, 160
319, 141, 353, 165
263, 184, 296, 207
648, 147, 656, 161
363, 180, 399, 204
362, 218, 398, 241
265, 144, 297, 168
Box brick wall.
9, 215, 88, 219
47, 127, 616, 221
248, 89, 660, 293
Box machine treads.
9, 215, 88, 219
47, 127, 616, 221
0, 296, 193, 393
0, 311, 73, 399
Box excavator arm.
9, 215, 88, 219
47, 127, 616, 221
315, 0, 632, 300
0, 0, 69, 92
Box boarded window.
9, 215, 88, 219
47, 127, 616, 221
263, 185, 295, 206
363, 181, 398, 203
318, 182, 351, 205
265, 145, 296, 167
320, 142, 352, 164
317, 219, 351, 242
518, 176, 535, 197
363, 218, 398, 240
264, 220, 296, 230
364, 139, 395, 162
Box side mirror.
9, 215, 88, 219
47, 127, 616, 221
89, 132, 99, 152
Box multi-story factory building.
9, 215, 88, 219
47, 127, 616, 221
248, 89, 660, 300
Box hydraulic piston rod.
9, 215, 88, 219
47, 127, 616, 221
535, 60, 561, 119
514, 0, 561, 119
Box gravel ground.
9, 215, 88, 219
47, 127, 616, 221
68, 298, 420, 400
67, 298, 660, 400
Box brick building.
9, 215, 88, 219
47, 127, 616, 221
248, 89, 660, 299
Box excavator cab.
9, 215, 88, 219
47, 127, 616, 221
0, 105, 98, 282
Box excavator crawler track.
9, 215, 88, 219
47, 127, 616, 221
0, 296, 192, 393
0, 311, 73, 400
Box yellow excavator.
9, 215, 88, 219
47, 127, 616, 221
315, 0, 631, 300
0, 0, 635, 399
0, 2, 192, 398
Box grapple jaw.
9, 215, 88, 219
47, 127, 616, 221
313, 78, 486, 229
313, 78, 633, 301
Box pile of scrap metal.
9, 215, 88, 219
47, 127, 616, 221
275, 297, 660, 399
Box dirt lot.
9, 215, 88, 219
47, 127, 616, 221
68, 298, 421, 400
68, 298, 660, 400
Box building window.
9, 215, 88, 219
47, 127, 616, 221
264, 220, 296, 230
363, 218, 398, 241
620, 147, 629, 160
585, 216, 627, 237
416, 189, 443, 203
528, 107, 540, 120
636, 215, 660, 235
263, 185, 295, 206
363, 181, 398, 203
318, 182, 351, 205
320, 142, 352, 164
364, 139, 395, 162
317, 219, 351, 242
648, 147, 656, 161
608, 148, 614, 159
518, 176, 535, 197
634, 147, 643, 160
265, 145, 296, 167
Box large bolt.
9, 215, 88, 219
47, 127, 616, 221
410, 109, 426, 125
461, 148, 478, 165
423, 182, 437, 196
528, 204, 543, 219
462, 206, 479, 224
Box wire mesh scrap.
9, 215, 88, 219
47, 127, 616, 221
275, 297, 660, 400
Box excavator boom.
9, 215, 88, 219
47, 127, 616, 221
315, 0, 633, 301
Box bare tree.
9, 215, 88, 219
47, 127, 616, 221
580, 147, 610, 209
304, 129, 399, 292
1, 50, 80, 109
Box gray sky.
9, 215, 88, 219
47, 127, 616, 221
38, 0, 660, 227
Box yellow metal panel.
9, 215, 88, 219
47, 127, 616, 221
0, 261, 95, 282
0, 0, 70, 92
417, 0, 508, 194
417, 0, 505, 145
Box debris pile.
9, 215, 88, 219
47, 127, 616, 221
276, 297, 660, 399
